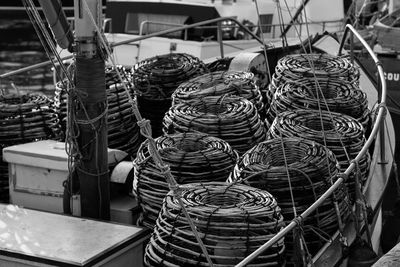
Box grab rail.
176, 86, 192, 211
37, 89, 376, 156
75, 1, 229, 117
235, 24, 387, 267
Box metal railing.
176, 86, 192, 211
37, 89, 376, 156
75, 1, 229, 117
0, 16, 262, 80
235, 23, 387, 267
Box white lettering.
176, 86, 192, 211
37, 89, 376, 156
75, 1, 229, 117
383, 72, 400, 81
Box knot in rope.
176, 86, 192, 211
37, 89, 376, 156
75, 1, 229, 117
137, 118, 153, 138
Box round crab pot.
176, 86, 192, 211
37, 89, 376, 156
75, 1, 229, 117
133, 53, 207, 137
144, 182, 286, 266
163, 95, 266, 154
133, 132, 238, 228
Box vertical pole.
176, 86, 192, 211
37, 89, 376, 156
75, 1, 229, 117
74, 0, 110, 220
217, 21, 224, 58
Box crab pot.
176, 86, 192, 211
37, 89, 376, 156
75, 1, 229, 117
132, 53, 207, 137
144, 182, 286, 266
268, 109, 369, 200
229, 137, 351, 263
164, 95, 266, 154
132, 132, 238, 228
266, 77, 370, 131
172, 70, 264, 119
0, 93, 61, 203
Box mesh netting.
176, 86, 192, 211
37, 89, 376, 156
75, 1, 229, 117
0, 93, 61, 203
172, 71, 264, 118
133, 53, 207, 137
55, 65, 141, 155
163, 95, 266, 154
268, 109, 369, 198
265, 78, 370, 131
228, 137, 351, 262
144, 182, 286, 266
133, 132, 238, 228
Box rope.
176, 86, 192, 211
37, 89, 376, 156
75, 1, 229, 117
80, 1, 214, 264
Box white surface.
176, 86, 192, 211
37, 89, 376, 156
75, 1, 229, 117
0, 204, 144, 265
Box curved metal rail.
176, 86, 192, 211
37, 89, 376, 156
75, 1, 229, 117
235, 24, 387, 267
0, 16, 262, 80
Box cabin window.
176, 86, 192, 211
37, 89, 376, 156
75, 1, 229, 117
125, 12, 189, 37
259, 14, 273, 33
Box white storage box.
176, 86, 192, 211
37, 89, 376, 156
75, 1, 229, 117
2, 140, 137, 224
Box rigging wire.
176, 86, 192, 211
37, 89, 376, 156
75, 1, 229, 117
80, 0, 214, 265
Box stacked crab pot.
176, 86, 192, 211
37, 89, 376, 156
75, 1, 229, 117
164, 95, 266, 155
228, 138, 350, 263
265, 53, 360, 112
265, 54, 369, 198
144, 182, 286, 266
132, 132, 238, 228
0, 93, 61, 203
132, 53, 207, 137
172, 70, 264, 119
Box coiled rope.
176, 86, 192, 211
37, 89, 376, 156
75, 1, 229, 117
144, 182, 286, 266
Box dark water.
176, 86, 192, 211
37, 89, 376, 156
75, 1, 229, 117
0, 19, 54, 97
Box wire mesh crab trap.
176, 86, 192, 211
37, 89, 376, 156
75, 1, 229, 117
144, 182, 286, 266
54, 65, 141, 156
133, 53, 207, 137
172, 70, 264, 119
228, 137, 351, 263
265, 77, 370, 131
133, 132, 238, 228
0, 93, 61, 202
268, 109, 369, 200
265, 53, 360, 111
163, 95, 266, 155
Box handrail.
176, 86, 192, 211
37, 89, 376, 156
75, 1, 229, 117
0, 16, 262, 80
138, 20, 188, 40
235, 24, 387, 267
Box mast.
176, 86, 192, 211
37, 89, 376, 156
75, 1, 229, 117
73, 0, 110, 219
